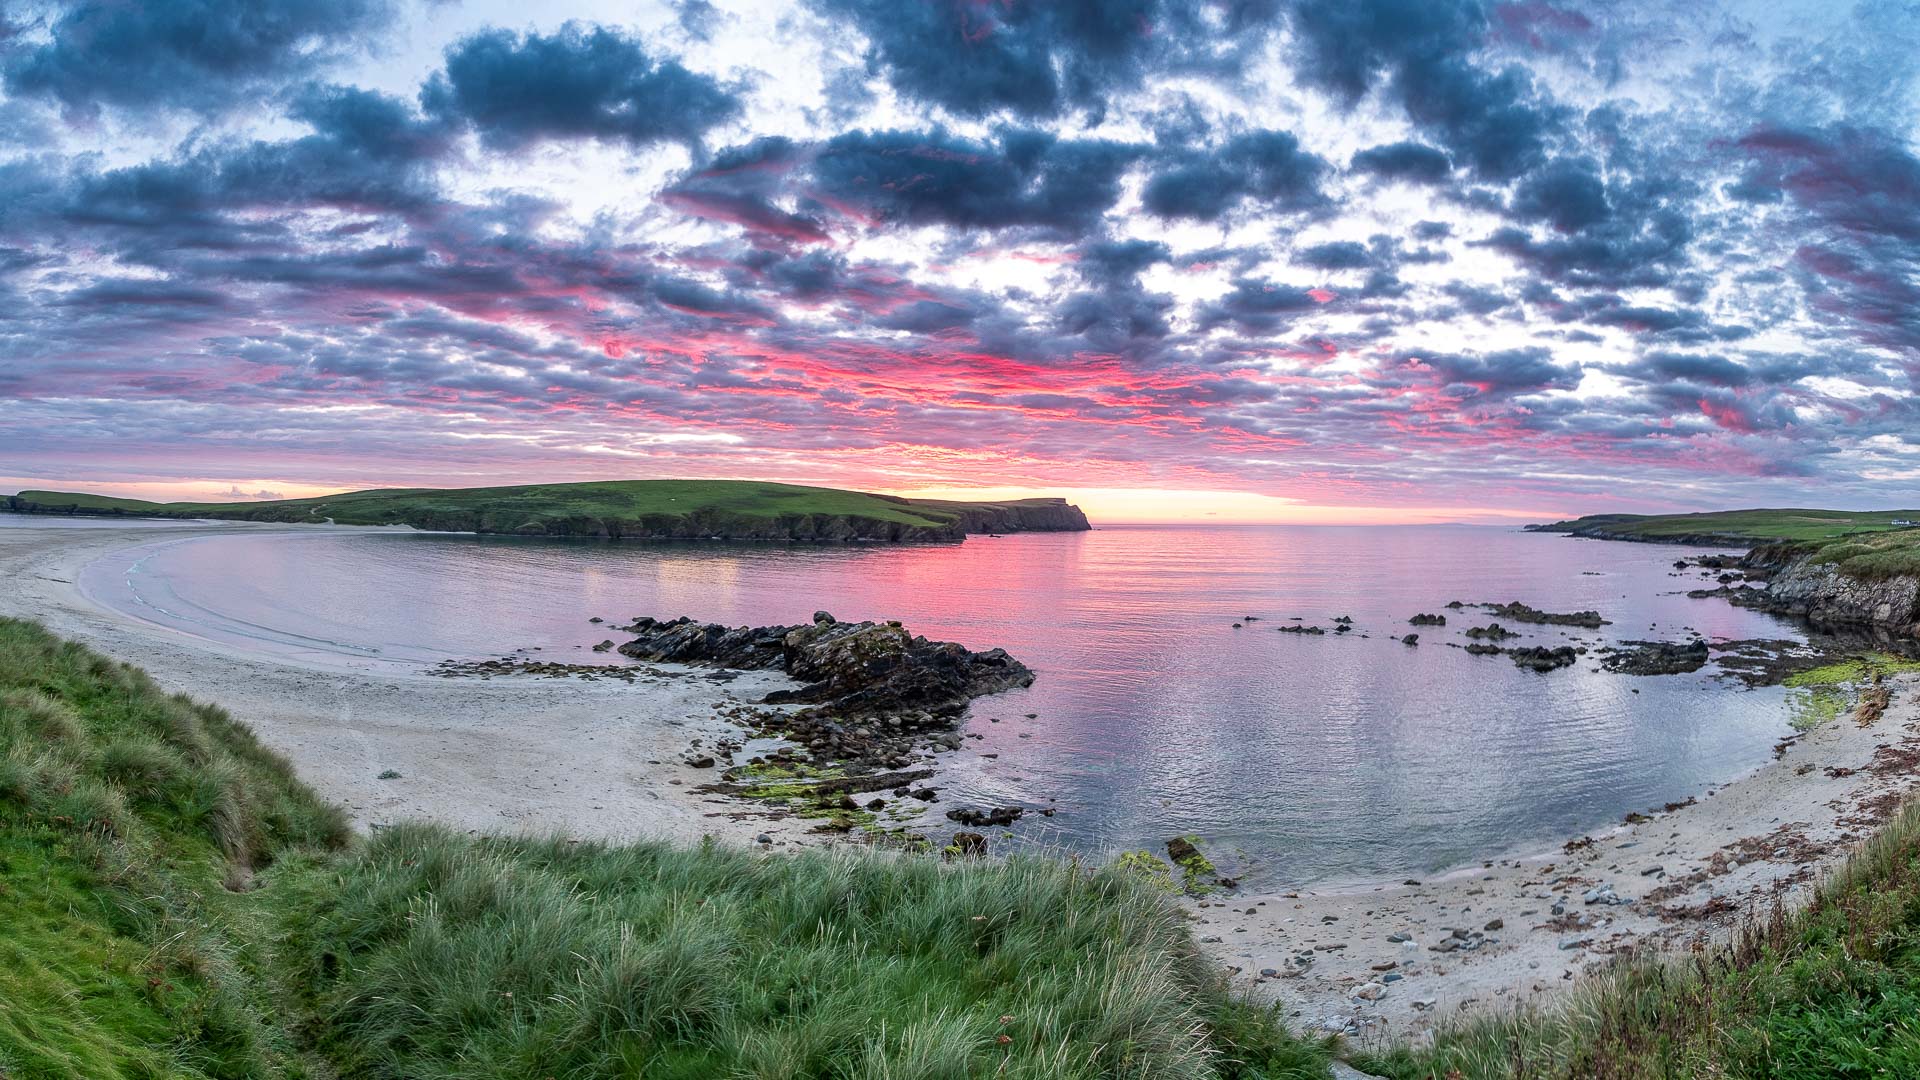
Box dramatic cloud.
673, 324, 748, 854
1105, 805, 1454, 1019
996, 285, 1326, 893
1, 0, 1916, 517
421, 25, 740, 150
3, 0, 395, 114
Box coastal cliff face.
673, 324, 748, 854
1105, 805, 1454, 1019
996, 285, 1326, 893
927, 498, 1093, 534
1745, 549, 1920, 635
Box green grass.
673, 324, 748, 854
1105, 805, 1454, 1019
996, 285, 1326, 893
4, 480, 1087, 539
0, 616, 1328, 1080
1799, 531, 1920, 582
1532, 508, 1920, 544
0, 618, 350, 1079
274, 828, 1329, 1080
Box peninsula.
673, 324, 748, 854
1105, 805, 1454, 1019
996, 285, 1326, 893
3, 479, 1092, 541
1532, 508, 1920, 636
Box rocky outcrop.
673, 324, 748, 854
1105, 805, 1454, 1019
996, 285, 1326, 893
1741, 550, 1920, 634
618, 612, 1034, 720
1600, 639, 1710, 676
1478, 602, 1609, 628
913, 498, 1092, 534
1507, 646, 1580, 672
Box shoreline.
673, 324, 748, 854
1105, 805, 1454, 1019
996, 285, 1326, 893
1219, 673, 1918, 1041
3, 520, 1913, 1041
0, 519, 823, 849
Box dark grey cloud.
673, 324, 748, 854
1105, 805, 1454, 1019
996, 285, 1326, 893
1350, 141, 1453, 184
810, 128, 1142, 234
809, 0, 1235, 121
3, 0, 395, 114
421, 24, 740, 150
1142, 130, 1328, 221
1285, 0, 1560, 181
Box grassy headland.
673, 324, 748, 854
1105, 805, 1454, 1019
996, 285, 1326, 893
1532, 508, 1920, 588
3, 480, 1092, 541
1528, 508, 1920, 545
0, 616, 1328, 1079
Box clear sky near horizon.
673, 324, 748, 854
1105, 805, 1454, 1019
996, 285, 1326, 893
1, 0, 1915, 524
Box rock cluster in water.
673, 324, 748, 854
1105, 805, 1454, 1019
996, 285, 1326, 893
1600, 639, 1711, 676
618, 611, 1033, 769
1477, 601, 1609, 628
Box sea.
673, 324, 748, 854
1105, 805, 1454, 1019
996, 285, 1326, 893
66, 520, 1830, 886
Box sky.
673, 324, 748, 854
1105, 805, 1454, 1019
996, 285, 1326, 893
0, 0, 1916, 524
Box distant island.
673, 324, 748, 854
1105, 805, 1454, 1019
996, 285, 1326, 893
2, 480, 1093, 541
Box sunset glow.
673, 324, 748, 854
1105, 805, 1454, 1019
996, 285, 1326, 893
3, 0, 1916, 520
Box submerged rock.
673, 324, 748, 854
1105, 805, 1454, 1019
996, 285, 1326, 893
1478, 601, 1609, 628
947, 805, 1024, 827
1507, 646, 1579, 672
1600, 638, 1711, 676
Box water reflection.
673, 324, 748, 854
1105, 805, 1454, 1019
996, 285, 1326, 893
81, 524, 1816, 885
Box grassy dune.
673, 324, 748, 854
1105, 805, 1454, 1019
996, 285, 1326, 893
0, 619, 349, 1078
4, 480, 1088, 539
0, 617, 1325, 1080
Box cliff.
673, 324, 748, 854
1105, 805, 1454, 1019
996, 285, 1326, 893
1743, 545, 1920, 635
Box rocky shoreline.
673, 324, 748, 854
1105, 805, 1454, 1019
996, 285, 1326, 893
1535, 522, 1920, 641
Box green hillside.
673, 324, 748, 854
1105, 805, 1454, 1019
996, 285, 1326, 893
1530, 508, 1920, 544
4, 480, 1090, 540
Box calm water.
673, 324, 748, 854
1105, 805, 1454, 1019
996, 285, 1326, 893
78, 524, 1815, 886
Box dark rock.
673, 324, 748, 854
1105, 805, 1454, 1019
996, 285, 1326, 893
950, 831, 988, 856
1465, 622, 1520, 640
616, 614, 1034, 768
591, 639, 615, 652
1167, 836, 1200, 863
1276, 625, 1326, 635
1478, 601, 1609, 628
1600, 638, 1710, 676
1508, 646, 1579, 672
1402, 634, 1419, 646
947, 805, 1024, 827
1409, 613, 1447, 626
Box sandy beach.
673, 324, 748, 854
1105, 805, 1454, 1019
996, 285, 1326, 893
3, 517, 1912, 1042
0, 519, 820, 848
1219, 672, 1918, 1043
